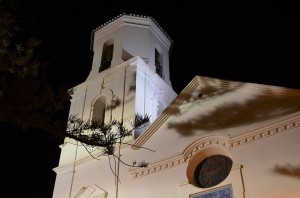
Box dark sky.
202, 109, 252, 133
2, 0, 300, 197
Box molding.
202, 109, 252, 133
129, 114, 300, 179
129, 135, 230, 179
130, 154, 186, 179
229, 112, 300, 148
182, 134, 230, 161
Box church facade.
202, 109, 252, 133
53, 14, 300, 198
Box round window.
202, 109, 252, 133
194, 154, 232, 188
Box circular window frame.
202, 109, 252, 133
186, 146, 233, 188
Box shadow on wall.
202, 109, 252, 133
106, 96, 121, 110
105, 71, 137, 113
127, 72, 136, 94
164, 78, 244, 117
272, 164, 300, 180
168, 83, 300, 136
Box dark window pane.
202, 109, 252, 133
194, 155, 232, 188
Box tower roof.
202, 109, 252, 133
90, 13, 174, 52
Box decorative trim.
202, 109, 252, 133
130, 155, 187, 179
182, 134, 230, 161
229, 113, 300, 148
129, 114, 300, 179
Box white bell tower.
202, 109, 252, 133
53, 14, 177, 198
68, 14, 177, 137
87, 14, 173, 86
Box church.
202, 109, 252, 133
52, 14, 300, 198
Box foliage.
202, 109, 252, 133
66, 114, 152, 168
0, 4, 71, 138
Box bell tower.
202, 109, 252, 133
53, 14, 177, 197
87, 14, 173, 86
65, 13, 178, 141
70, 13, 177, 137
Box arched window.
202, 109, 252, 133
155, 48, 163, 78
99, 40, 114, 72
187, 146, 233, 188
92, 97, 106, 124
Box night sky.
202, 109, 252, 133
2, 1, 300, 197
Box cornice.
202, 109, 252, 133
181, 134, 230, 160
129, 113, 300, 179
229, 112, 300, 148
130, 154, 186, 179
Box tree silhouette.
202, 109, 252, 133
0, 3, 71, 135
66, 114, 151, 170
0, 2, 151, 178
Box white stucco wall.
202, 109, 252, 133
53, 114, 300, 198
